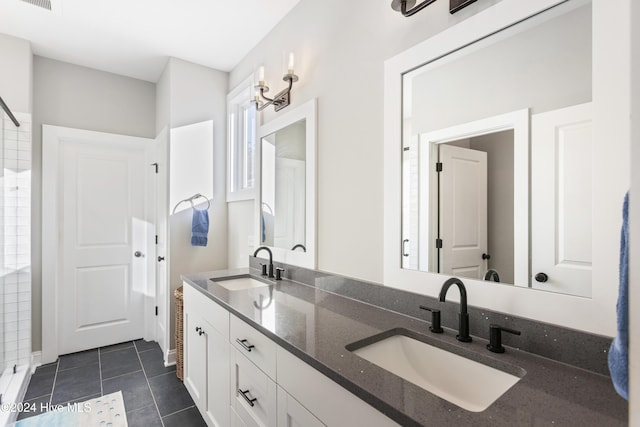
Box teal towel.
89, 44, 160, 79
608, 191, 628, 400
191, 208, 209, 247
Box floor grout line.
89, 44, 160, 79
134, 341, 166, 427
48, 360, 59, 406
161, 404, 197, 419
98, 347, 104, 397
101, 368, 144, 382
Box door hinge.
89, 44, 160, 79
436, 162, 443, 172
436, 238, 443, 249
155, 235, 158, 245
155, 306, 158, 316
151, 163, 158, 174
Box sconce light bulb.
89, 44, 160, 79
288, 53, 295, 74
258, 65, 265, 85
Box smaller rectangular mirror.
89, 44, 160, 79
261, 119, 306, 250
255, 99, 317, 268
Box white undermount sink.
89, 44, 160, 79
350, 333, 522, 412
212, 276, 270, 291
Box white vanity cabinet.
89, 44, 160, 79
183, 282, 399, 427
183, 284, 230, 427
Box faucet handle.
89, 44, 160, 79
275, 267, 285, 280
259, 263, 268, 276
419, 305, 443, 333
487, 324, 521, 353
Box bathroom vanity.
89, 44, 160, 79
182, 265, 626, 427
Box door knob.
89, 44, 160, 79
134, 251, 144, 258
482, 253, 491, 260
158, 256, 165, 262
535, 272, 548, 283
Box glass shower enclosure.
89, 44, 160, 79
0, 97, 32, 423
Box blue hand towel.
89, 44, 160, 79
608, 191, 629, 400
191, 208, 209, 247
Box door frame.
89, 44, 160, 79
42, 125, 157, 364
417, 109, 529, 286
153, 126, 170, 363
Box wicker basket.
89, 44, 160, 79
175, 286, 184, 380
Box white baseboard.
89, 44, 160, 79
31, 352, 42, 373
165, 349, 176, 367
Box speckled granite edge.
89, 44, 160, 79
249, 258, 613, 376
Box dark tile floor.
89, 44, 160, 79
18, 340, 206, 427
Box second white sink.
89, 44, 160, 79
213, 276, 270, 291
351, 333, 522, 412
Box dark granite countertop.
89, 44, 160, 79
182, 269, 627, 427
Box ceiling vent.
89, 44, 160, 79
19, 0, 52, 10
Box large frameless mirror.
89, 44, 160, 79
401, 0, 593, 297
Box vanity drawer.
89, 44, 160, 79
230, 314, 277, 379
183, 282, 229, 339
231, 348, 277, 427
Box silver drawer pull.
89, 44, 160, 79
238, 389, 257, 407
236, 338, 255, 352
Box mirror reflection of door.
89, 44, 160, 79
419, 130, 515, 283
437, 144, 488, 280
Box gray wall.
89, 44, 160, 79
0, 33, 32, 113
411, 4, 591, 135
32, 56, 156, 351
227, 0, 504, 281
156, 57, 229, 349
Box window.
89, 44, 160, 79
227, 76, 257, 201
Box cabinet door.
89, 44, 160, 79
277, 386, 325, 427
183, 308, 207, 408
204, 319, 230, 426
184, 286, 230, 427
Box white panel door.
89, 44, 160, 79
531, 103, 592, 297
439, 144, 488, 280
59, 137, 147, 354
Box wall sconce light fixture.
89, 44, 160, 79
391, 0, 478, 16
391, 0, 436, 17
254, 53, 298, 112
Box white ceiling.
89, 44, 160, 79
0, 0, 301, 82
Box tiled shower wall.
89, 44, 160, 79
0, 111, 31, 372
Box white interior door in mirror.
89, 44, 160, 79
274, 158, 305, 248
531, 102, 593, 297
438, 145, 488, 280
